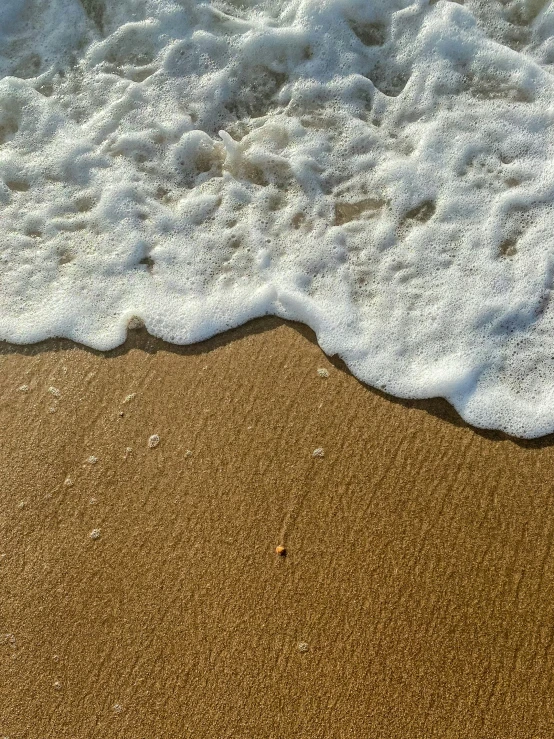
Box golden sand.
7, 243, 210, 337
1, 318, 554, 737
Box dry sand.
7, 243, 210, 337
1, 317, 554, 738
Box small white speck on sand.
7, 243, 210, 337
184, 449, 192, 457
89, 498, 97, 505
87, 455, 98, 465
48, 386, 61, 397
123, 393, 136, 404
113, 703, 123, 714
18, 384, 29, 392
312, 447, 325, 458
148, 434, 160, 449
17, 501, 26, 510
53, 681, 62, 690
298, 642, 309, 653
64, 476, 73, 487
317, 368, 329, 378
48, 406, 57, 414
90, 528, 101, 540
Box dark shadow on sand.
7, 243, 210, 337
1, 315, 553, 450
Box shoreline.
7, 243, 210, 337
2, 317, 552, 449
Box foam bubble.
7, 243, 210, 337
1, 0, 554, 436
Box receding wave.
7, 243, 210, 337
1, 0, 554, 437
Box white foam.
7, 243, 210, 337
1, 0, 554, 436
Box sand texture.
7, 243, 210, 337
1, 318, 554, 738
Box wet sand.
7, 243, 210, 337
1, 317, 554, 738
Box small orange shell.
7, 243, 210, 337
275, 545, 287, 556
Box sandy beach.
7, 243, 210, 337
2, 317, 554, 738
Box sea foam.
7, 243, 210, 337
1, 0, 554, 437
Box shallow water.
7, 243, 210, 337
1, 0, 554, 436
